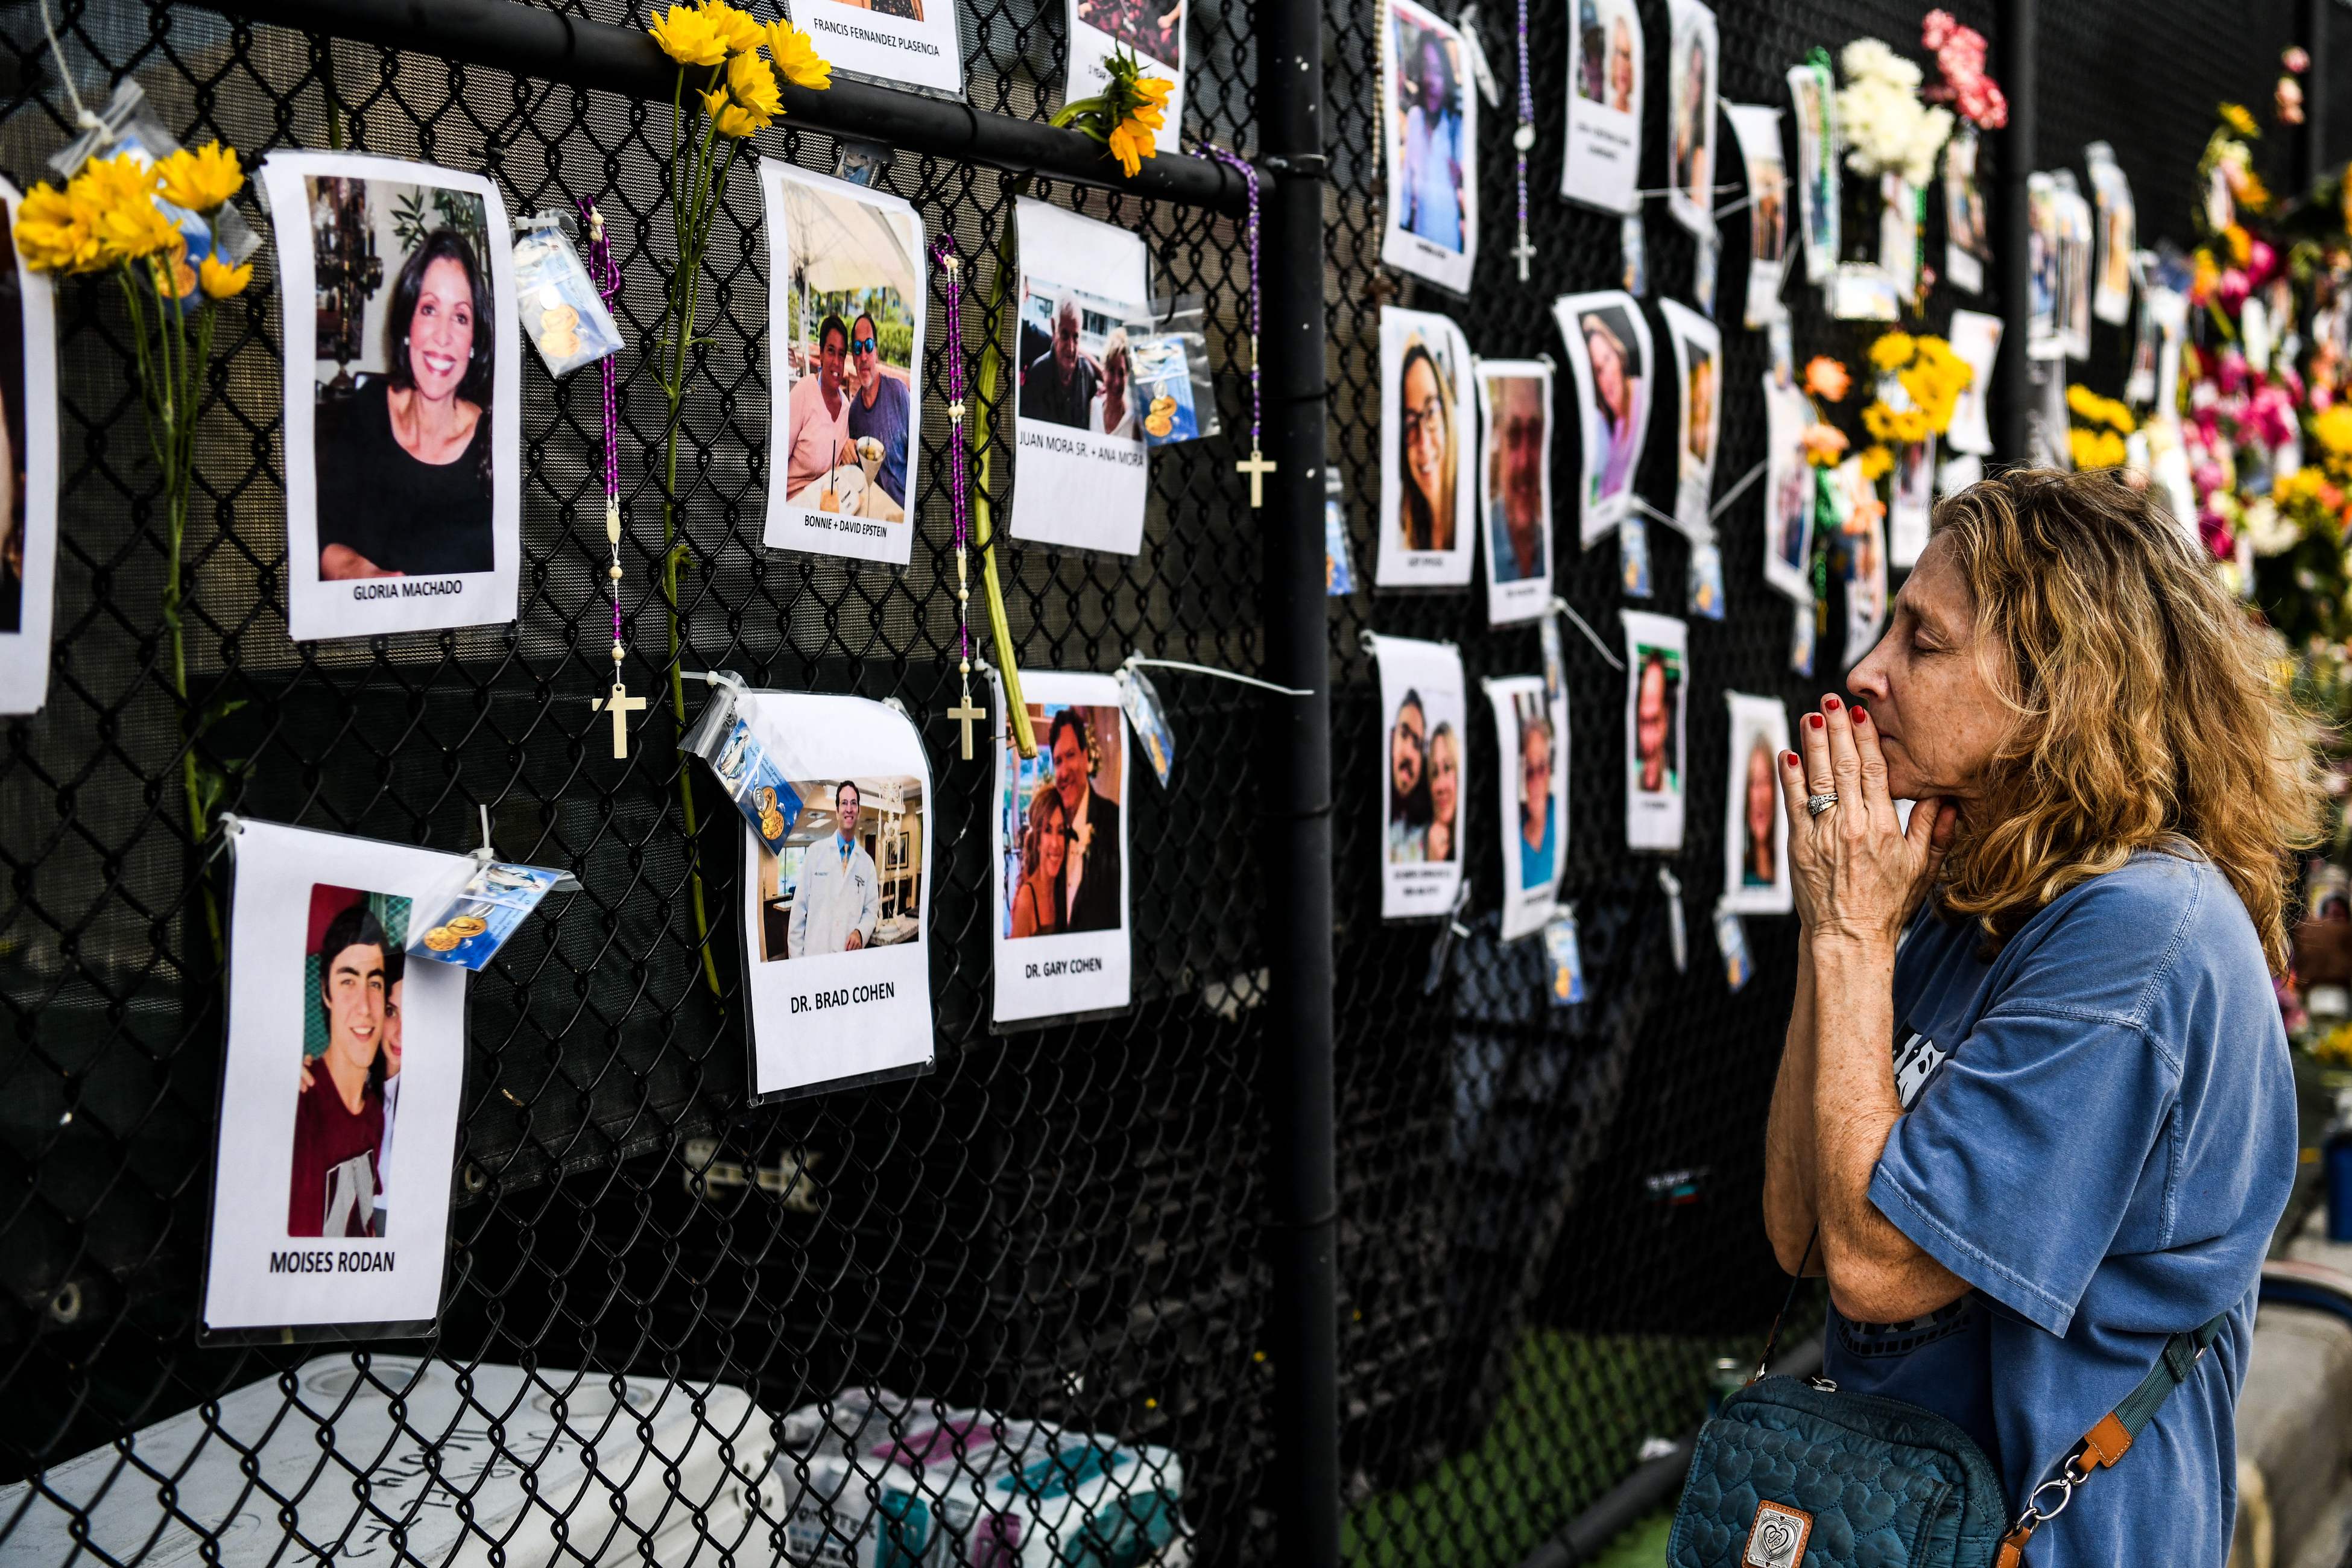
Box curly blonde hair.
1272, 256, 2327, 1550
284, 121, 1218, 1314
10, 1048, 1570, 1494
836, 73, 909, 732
1929, 469, 2324, 975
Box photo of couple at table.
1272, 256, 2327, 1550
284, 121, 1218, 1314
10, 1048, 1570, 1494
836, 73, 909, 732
992, 671, 1133, 1025
763, 162, 925, 566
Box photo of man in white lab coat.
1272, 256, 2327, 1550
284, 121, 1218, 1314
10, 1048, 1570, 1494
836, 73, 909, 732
787, 780, 880, 958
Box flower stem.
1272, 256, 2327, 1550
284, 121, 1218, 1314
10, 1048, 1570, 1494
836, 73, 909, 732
969, 180, 1038, 756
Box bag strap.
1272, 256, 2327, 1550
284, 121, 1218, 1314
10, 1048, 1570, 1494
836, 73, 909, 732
1993, 1312, 2230, 1567
1751, 1226, 1816, 1383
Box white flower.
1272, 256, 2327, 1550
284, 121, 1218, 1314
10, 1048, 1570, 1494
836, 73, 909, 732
2243, 497, 2298, 555
1841, 38, 1921, 92
1835, 37, 1955, 182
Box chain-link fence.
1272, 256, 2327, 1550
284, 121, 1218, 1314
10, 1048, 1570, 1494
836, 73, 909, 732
0, 0, 2327, 1562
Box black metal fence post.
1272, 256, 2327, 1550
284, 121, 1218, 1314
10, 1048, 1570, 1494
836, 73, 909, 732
2303, 0, 2331, 189
1252, 0, 1341, 1554
1995, 0, 2038, 460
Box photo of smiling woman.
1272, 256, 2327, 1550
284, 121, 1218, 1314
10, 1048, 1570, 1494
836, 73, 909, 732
1554, 290, 1652, 546
265, 153, 517, 641
1377, 306, 1475, 587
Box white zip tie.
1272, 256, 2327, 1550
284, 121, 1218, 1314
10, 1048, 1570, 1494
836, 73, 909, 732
1712, 192, 1756, 221
1123, 653, 1314, 698
1631, 182, 1743, 199
1549, 598, 1625, 671
680, 668, 748, 696
1709, 458, 1769, 520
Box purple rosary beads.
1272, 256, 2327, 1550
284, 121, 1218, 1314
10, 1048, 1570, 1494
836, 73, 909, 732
932, 232, 987, 759
1199, 144, 1275, 507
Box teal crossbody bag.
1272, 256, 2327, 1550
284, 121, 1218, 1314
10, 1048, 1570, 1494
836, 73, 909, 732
1670, 1046, 2226, 1568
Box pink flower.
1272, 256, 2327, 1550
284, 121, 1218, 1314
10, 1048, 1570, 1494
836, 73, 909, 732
2249, 384, 2298, 445
2193, 459, 2227, 496
1922, 9, 1958, 49
2247, 238, 2278, 282
2283, 45, 2310, 73
2278, 76, 2305, 126
2218, 269, 2252, 311
2199, 509, 2234, 561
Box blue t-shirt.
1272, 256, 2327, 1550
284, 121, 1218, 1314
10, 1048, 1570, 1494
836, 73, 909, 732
1519, 807, 1556, 888
1823, 851, 2296, 1568
847, 373, 913, 506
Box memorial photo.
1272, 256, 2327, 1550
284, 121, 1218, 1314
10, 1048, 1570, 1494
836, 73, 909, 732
753, 774, 927, 962
290, 885, 409, 1240
1380, 0, 1478, 291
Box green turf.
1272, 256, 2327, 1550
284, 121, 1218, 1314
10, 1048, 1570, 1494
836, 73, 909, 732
1342, 1331, 1716, 1567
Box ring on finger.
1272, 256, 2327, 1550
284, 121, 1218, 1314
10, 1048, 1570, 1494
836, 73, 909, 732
1807, 791, 1839, 818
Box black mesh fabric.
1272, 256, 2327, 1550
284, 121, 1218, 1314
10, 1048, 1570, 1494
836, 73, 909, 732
0, 0, 2327, 1563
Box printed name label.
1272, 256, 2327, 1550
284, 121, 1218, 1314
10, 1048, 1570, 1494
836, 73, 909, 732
789, 981, 899, 1013
269, 1250, 397, 1273
352, 577, 466, 601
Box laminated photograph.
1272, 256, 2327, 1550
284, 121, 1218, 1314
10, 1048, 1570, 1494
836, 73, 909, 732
1659, 299, 1720, 535
762, 161, 926, 566
1489, 674, 1569, 941
1829, 457, 1887, 667
1889, 434, 1934, 567
1372, 632, 1467, 920
1786, 60, 1838, 283
2026, 171, 2061, 358
784, 0, 965, 98
1943, 127, 1990, 295
1620, 610, 1687, 852
1477, 358, 1554, 622
1762, 377, 1816, 604
738, 691, 935, 1099
1380, 0, 1479, 294
1376, 306, 1476, 587
1558, 0, 1643, 215
993, 669, 1133, 1025
1553, 289, 1653, 546
200, 820, 471, 1336
2087, 141, 2137, 327
1662, 0, 1719, 237
2055, 171, 2094, 360
1721, 691, 1791, 916
0, 178, 58, 716
263, 151, 519, 642
1724, 104, 1789, 329
1067, 0, 1185, 154
1010, 197, 1151, 554
1944, 309, 2002, 456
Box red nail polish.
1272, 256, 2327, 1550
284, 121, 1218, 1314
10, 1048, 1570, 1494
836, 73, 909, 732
1783, 751, 1800, 767
1823, 695, 1841, 710
1851, 705, 1868, 723
1808, 715, 1824, 730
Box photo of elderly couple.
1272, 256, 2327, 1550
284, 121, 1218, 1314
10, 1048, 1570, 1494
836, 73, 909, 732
1017, 281, 1149, 442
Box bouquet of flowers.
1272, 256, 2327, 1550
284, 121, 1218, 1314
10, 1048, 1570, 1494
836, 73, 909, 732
1834, 39, 1954, 186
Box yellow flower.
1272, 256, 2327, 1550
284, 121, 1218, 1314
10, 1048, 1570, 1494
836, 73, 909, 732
1867, 331, 1914, 372
702, 49, 780, 136
2223, 223, 2252, 265
1859, 444, 1894, 482
198, 253, 251, 299
650, 2, 729, 67
15, 180, 101, 273
2314, 403, 2352, 456
2220, 102, 2259, 138
1105, 120, 1149, 179
2066, 382, 2101, 419
94, 187, 182, 265
763, 17, 832, 89
154, 141, 244, 213
700, 0, 763, 54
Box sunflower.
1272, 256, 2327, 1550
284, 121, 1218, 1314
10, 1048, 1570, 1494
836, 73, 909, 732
15, 180, 102, 274
2219, 102, 2259, 138
698, 0, 763, 54
763, 17, 832, 90
1859, 444, 1895, 482
154, 141, 244, 213
1866, 330, 1914, 373
1054, 48, 1172, 179
702, 49, 781, 138
650, 2, 729, 67
198, 254, 252, 299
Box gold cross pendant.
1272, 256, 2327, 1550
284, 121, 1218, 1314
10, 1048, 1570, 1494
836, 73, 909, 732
595, 681, 648, 759
949, 690, 987, 760
1236, 445, 1277, 508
